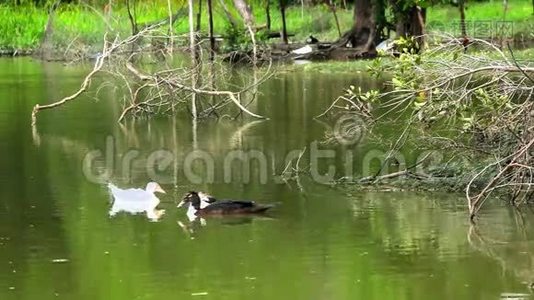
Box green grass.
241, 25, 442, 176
505, 47, 534, 61
0, 5, 46, 50
426, 0, 533, 39
427, 0, 532, 23
0, 0, 532, 52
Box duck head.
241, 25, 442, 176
177, 191, 216, 210
145, 182, 166, 194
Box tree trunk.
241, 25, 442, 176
279, 0, 288, 44
411, 6, 425, 48
196, 0, 202, 32
459, 0, 467, 37
232, 0, 257, 61
326, 0, 342, 37
188, 0, 197, 119
208, 0, 215, 60
373, 0, 388, 43
349, 0, 376, 53
126, 0, 138, 35
233, 0, 255, 25
218, 0, 238, 30
265, 0, 271, 30
167, 0, 174, 54
39, 0, 61, 60
392, 3, 425, 50
323, 0, 377, 59
459, 0, 469, 52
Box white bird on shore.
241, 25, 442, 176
108, 182, 166, 221
292, 45, 313, 55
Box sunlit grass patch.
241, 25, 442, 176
0, 5, 46, 49
0, 0, 532, 53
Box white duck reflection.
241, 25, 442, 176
108, 182, 166, 221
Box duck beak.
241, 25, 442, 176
176, 200, 186, 208
156, 186, 166, 194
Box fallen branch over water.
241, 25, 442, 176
30, 24, 272, 125
467, 138, 534, 219
123, 62, 269, 121
321, 35, 534, 219
31, 33, 110, 126
358, 170, 429, 183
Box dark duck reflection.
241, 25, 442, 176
177, 191, 275, 222
108, 182, 166, 221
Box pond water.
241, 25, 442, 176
1, 57, 534, 300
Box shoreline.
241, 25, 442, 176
2, 35, 532, 62
1, 1, 531, 59
0, 49, 33, 57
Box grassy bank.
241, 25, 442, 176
0, 0, 532, 54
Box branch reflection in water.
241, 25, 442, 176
468, 208, 534, 296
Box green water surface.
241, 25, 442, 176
0, 58, 532, 300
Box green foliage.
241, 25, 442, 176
426, 0, 533, 35
346, 85, 380, 103
0, 5, 46, 49
0, 0, 532, 52
367, 44, 528, 135
221, 25, 250, 52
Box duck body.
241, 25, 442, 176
108, 182, 166, 220
196, 200, 274, 215
178, 191, 274, 221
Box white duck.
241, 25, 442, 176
108, 182, 166, 221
